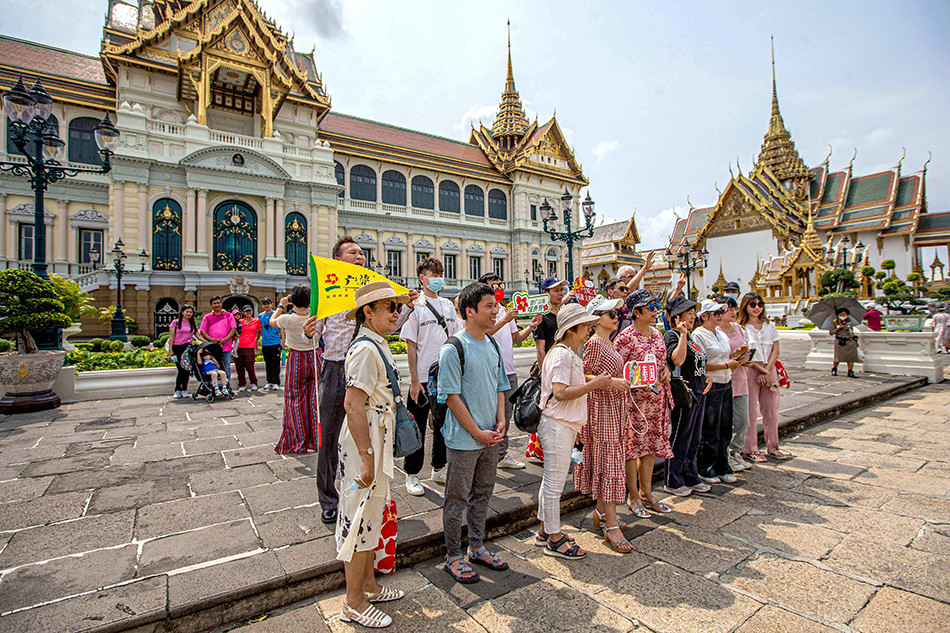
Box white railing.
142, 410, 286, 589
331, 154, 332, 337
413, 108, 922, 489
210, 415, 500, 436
350, 200, 376, 210
465, 215, 485, 224
382, 203, 406, 215
209, 130, 264, 149
411, 207, 435, 217
489, 218, 508, 227
282, 145, 312, 158
74, 269, 104, 293
147, 120, 184, 136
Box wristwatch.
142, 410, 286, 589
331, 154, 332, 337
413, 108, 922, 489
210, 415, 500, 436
359, 447, 374, 456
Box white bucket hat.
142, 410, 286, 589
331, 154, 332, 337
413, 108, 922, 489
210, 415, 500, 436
344, 280, 411, 320
586, 295, 623, 315
555, 303, 600, 340
696, 298, 728, 319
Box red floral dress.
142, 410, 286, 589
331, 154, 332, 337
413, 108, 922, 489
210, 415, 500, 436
614, 326, 674, 460
573, 335, 628, 504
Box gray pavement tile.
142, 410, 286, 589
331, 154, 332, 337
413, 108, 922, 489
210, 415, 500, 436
417, 546, 546, 610
794, 476, 894, 509
855, 466, 950, 497
195, 422, 255, 439
663, 494, 751, 530
0, 543, 137, 613
242, 478, 319, 515
599, 561, 762, 633
467, 577, 638, 633
87, 478, 191, 514
721, 514, 844, 559
395, 508, 443, 544
189, 463, 279, 495
187, 408, 241, 420
719, 483, 819, 520
802, 504, 924, 547
135, 490, 250, 539
143, 453, 225, 481
182, 435, 242, 455
167, 551, 284, 619
851, 586, 950, 633
133, 429, 196, 446
46, 464, 145, 495
226, 605, 329, 633
0, 575, 167, 633
879, 492, 950, 524
629, 522, 755, 574
910, 524, 950, 554
254, 506, 334, 549
734, 605, 839, 633
266, 455, 317, 481
721, 553, 877, 622
138, 519, 261, 577
0, 443, 70, 464
0, 510, 134, 568
224, 445, 283, 468
235, 430, 279, 448
0, 490, 91, 531
63, 437, 134, 456
273, 535, 340, 581
0, 475, 52, 503
19, 449, 113, 477
111, 443, 184, 464
0, 463, 26, 480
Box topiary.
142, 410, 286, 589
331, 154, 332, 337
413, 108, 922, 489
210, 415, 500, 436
110, 339, 127, 352
0, 270, 73, 354
152, 339, 163, 349
0, 338, 13, 353
130, 335, 151, 348
49, 274, 96, 322
158, 331, 171, 344
89, 337, 105, 352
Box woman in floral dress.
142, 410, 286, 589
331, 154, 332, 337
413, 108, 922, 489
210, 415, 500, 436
575, 295, 633, 552
614, 289, 674, 516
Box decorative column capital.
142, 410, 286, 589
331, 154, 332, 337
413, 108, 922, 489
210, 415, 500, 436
196, 189, 208, 198
138, 183, 149, 193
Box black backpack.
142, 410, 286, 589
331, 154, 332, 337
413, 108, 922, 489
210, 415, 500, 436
427, 335, 501, 427
509, 374, 543, 433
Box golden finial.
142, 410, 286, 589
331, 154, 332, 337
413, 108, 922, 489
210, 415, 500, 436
729, 162, 734, 178
898, 146, 906, 170
687, 195, 694, 211
715, 181, 721, 196
737, 156, 742, 177
848, 148, 857, 171
824, 145, 832, 165
770, 35, 780, 121
924, 151, 932, 172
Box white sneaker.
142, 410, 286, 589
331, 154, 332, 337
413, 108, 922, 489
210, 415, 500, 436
498, 454, 526, 469
237, 386, 246, 392
431, 467, 447, 484
728, 454, 749, 472
690, 482, 712, 493
698, 475, 721, 484
250, 384, 258, 391
720, 473, 738, 484
173, 391, 180, 399
406, 475, 424, 496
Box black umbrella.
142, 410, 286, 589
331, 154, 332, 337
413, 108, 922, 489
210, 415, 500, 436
808, 295, 865, 330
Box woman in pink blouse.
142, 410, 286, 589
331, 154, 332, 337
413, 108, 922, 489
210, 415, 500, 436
168, 304, 197, 399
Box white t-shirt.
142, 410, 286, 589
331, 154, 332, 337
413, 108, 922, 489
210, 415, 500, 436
540, 343, 587, 432
399, 296, 459, 380
491, 306, 519, 376
692, 327, 732, 384
744, 321, 780, 365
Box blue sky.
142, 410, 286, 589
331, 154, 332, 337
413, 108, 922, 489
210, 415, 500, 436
5, 0, 949, 249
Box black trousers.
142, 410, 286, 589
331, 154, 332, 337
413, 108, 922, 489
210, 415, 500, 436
698, 382, 733, 478
172, 343, 190, 392
317, 359, 346, 511
403, 389, 447, 475
262, 344, 281, 385
666, 394, 705, 489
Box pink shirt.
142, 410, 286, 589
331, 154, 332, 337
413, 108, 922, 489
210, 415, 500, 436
171, 319, 195, 346
720, 323, 749, 396
200, 311, 237, 352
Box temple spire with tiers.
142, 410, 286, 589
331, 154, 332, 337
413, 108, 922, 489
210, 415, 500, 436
490, 21, 529, 150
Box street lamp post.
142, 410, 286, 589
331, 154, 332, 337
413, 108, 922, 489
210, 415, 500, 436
1, 76, 119, 281
666, 242, 709, 299
540, 189, 596, 284
109, 239, 128, 341
139, 248, 149, 272
524, 262, 544, 293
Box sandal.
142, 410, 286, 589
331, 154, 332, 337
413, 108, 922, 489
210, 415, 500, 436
544, 534, 587, 560
340, 601, 393, 628
641, 497, 673, 514
626, 500, 651, 519
468, 546, 509, 571
535, 530, 575, 547
592, 509, 628, 531
603, 525, 633, 553
365, 586, 404, 603
743, 451, 768, 463
443, 555, 479, 584
767, 450, 791, 460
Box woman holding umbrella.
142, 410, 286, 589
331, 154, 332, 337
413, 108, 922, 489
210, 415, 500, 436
830, 308, 859, 377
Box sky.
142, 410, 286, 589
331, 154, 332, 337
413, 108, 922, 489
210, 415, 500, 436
3, 0, 949, 251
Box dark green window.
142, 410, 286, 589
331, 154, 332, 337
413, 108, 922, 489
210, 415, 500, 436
439, 181, 460, 213
151, 198, 182, 270
464, 185, 484, 217
213, 200, 257, 271
335, 162, 344, 198
411, 175, 434, 209
381, 170, 406, 205
350, 165, 377, 201
488, 189, 507, 220
285, 212, 308, 276
68, 117, 103, 165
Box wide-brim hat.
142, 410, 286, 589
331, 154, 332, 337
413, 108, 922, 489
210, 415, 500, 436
666, 295, 699, 319
555, 303, 600, 340
586, 295, 623, 315
697, 298, 728, 319
344, 281, 411, 320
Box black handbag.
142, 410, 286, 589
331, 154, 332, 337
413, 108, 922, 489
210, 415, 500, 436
510, 374, 543, 433
669, 364, 696, 409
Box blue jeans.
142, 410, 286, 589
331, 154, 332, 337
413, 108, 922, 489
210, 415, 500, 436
221, 351, 232, 383
666, 394, 705, 489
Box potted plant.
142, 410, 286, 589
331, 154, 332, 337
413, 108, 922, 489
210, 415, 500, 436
49, 274, 96, 351
0, 270, 73, 413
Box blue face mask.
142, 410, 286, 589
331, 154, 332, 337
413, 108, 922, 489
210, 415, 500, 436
426, 277, 444, 293
724, 293, 739, 302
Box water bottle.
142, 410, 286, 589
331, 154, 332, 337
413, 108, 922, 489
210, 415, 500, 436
571, 448, 583, 465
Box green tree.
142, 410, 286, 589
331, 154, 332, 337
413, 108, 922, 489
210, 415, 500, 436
878, 277, 925, 314
861, 265, 876, 278
0, 270, 72, 354
819, 269, 859, 294
880, 259, 896, 277
906, 272, 923, 297
874, 271, 887, 281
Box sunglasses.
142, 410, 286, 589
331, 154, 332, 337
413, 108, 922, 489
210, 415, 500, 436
646, 301, 661, 311
597, 310, 618, 319
490, 282, 506, 290
749, 301, 765, 308
373, 300, 403, 314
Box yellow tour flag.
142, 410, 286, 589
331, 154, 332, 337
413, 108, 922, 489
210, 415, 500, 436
308, 254, 411, 320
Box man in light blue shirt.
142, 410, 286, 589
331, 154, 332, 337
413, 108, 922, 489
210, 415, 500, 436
438, 283, 509, 583
258, 297, 284, 389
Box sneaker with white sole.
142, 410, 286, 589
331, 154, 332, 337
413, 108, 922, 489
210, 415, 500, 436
237, 386, 246, 392
250, 384, 258, 391
663, 485, 693, 497
498, 454, 526, 469
406, 474, 424, 496
698, 474, 721, 484
690, 481, 712, 493
431, 467, 447, 484
720, 473, 738, 483
728, 454, 749, 472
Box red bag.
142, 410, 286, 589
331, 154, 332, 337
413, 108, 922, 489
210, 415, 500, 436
525, 432, 544, 462
775, 360, 791, 388
373, 499, 397, 575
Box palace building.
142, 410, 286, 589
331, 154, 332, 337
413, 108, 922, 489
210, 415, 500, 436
0, 0, 590, 337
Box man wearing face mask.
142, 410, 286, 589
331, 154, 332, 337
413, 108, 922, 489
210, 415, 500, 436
399, 257, 460, 495
722, 281, 741, 303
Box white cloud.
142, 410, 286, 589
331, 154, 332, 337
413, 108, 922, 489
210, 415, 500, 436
560, 126, 576, 147
455, 104, 497, 131
592, 140, 620, 165
863, 127, 895, 145
637, 205, 683, 251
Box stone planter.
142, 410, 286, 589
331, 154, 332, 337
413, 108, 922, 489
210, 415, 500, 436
882, 314, 926, 332
804, 329, 942, 383
0, 350, 67, 413
62, 322, 82, 352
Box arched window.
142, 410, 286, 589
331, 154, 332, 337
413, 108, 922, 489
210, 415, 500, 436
381, 170, 406, 205
7, 116, 58, 157
439, 181, 460, 213
488, 189, 507, 220
411, 175, 434, 209
350, 165, 376, 201
334, 162, 344, 198
285, 212, 308, 275
68, 117, 104, 165
212, 200, 258, 271
151, 198, 182, 270
464, 185, 484, 217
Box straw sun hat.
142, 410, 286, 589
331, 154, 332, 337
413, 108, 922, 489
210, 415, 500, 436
344, 281, 411, 320
555, 303, 600, 340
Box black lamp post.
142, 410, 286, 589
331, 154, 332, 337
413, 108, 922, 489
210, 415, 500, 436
139, 248, 149, 272
109, 239, 128, 341
666, 242, 708, 299
1, 76, 119, 281
523, 261, 544, 293
540, 189, 596, 283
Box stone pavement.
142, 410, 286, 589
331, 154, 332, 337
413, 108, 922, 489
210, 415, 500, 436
0, 336, 937, 632
221, 383, 950, 633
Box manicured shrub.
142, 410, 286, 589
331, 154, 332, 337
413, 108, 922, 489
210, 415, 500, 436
0, 338, 13, 353
89, 338, 105, 352
130, 335, 151, 349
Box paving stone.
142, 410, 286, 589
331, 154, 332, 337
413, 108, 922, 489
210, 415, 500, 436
721, 553, 877, 622
182, 435, 242, 455
734, 605, 840, 633
911, 524, 950, 554
167, 551, 284, 618
467, 577, 638, 633
138, 518, 261, 576
235, 430, 278, 448
273, 535, 340, 580
629, 522, 755, 574
0, 575, 167, 633
227, 604, 329, 633
878, 492, 950, 524
63, 437, 134, 456
794, 476, 894, 509
721, 482, 820, 520
598, 561, 761, 633
0, 475, 52, 503
0, 443, 70, 464
266, 455, 317, 481
195, 422, 254, 439
189, 463, 279, 495
135, 490, 250, 539
87, 478, 191, 514
663, 493, 751, 530
0, 544, 137, 613
254, 506, 334, 548
19, 450, 113, 477
826, 449, 929, 473
143, 453, 225, 482
802, 504, 924, 546
0, 490, 91, 531
417, 546, 546, 610
721, 514, 843, 559
242, 478, 319, 515
852, 586, 950, 633
111, 443, 184, 464
855, 466, 950, 496
45, 464, 145, 495
773, 455, 866, 480
0, 510, 134, 568
824, 534, 950, 603
826, 437, 907, 455
224, 444, 283, 468
133, 429, 196, 446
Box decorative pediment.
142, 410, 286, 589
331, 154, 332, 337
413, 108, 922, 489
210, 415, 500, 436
466, 243, 486, 254
413, 238, 434, 249
6, 203, 54, 225
354, 232, 376, 245
70, 207, 110, 228
180, 147, 291, 180
531, 247, 541, 258
546, 246, 561, 259
441, 240, 460, 252
384, 235, 407, 247
491, 245, 509, 255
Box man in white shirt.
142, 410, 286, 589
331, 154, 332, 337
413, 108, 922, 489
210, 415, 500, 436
480, 273, 541, 469
400, 257, 459, 495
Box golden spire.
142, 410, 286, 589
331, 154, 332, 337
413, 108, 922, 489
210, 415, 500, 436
491, 21, 529, 144
801, 203, 823, 253
756, 36, 809, 183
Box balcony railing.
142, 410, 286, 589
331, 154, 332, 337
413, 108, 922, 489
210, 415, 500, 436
209, 130, 264, 149
146, 120, 184, 136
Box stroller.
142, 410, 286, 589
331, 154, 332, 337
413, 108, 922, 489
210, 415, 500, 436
187, 342, 235, 402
